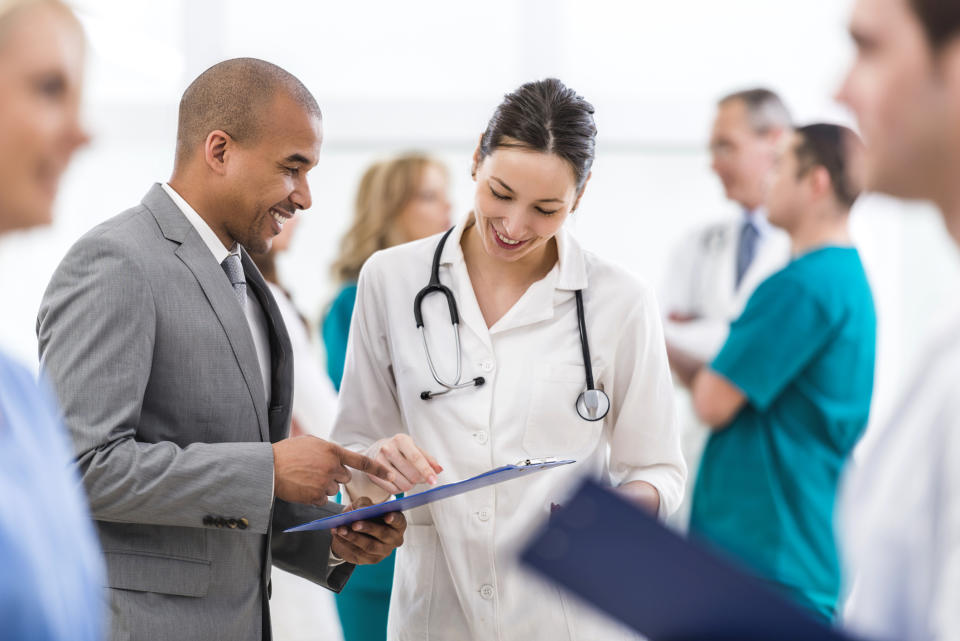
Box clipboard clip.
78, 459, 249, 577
514, 457, 561, 467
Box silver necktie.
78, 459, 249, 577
220, 253, 247, 307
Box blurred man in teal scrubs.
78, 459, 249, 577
668, 124, 876, 621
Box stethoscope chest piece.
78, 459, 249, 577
576, 388, 610, 422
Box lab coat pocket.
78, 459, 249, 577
388, 524, 437, 641
522, 363, 605, 458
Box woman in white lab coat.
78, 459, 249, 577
330, 78, 686, 641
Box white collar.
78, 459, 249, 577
439, 211, 588, 291
743, 207, 773, 238
161, 182, 240, 264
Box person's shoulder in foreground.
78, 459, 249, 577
0, 351, 105, 641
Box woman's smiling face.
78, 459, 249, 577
471, 143, 586, 265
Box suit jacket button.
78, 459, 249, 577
238, 518, 249, 530
227, 519, 238, 529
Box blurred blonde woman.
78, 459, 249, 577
322, 153, 451, 641
0, 1, 104, 640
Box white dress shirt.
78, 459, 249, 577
840, 313, 960, 641
161, 183, 272, 402
331, 214, 686, 641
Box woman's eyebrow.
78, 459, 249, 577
490, 176, 564, 203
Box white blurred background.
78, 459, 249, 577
1, 0, 959, 438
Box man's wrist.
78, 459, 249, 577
329, 544, 346, 567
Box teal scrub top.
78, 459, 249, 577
689, 246, 876, 620
322, 283, 358, 392
321, 282, 396, 595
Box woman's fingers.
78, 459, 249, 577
364, 434, 443, 494
424, 451, 444, 475
366, 470, 403, 495
396, 439, 440, 485
382, 446, 423, 490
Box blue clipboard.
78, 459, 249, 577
520, 479, 866, 641
284, 457, 575, 533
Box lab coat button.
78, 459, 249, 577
477, 508, 491, 522
473, 431, 489, 444
479, 584, 494, 600
479, 360, 494, 372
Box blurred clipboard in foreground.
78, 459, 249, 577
285, 458, 575, 533
520, 479, 865, 641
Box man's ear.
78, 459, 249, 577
808, 165, 832, 200
571, 171, 592, 213
766, 126, 790, 146
204, 130, 232, 176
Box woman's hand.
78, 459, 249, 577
366, 434, 444, 493
617, 480, 661, 516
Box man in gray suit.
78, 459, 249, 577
37, 58, 405, 641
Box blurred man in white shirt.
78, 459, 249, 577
836, 1, 960, 639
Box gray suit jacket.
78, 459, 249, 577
37, 184, 353, 641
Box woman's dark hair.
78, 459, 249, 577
909, 0, 960, 50
478, 78, 597, 190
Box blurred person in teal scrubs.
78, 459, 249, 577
322, 153, 451, 641
0, 1, 104, 639
668, 124, 876, 621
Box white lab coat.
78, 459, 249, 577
660, 211, 790, 361
331, 215, 686, 641
265, 282, 339, 439
840, 314, 960, 641
265, 283, 344, 641
660, 211, 790, 530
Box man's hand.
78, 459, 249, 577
272, 436, 394, 506
331, 497, 406, 565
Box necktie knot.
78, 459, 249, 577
220, 254, 247, 306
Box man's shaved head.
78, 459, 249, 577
174, 57, 321, 166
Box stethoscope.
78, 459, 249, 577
413, 227, 611, 422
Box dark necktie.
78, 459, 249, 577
220, 253, 247, 306
735, 219, 759, 288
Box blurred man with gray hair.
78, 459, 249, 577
663, 88, 793, 527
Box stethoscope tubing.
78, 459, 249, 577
414, 226, 609, 421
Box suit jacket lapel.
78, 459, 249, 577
242, 251, 293, 443
142, 184, 271, 442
